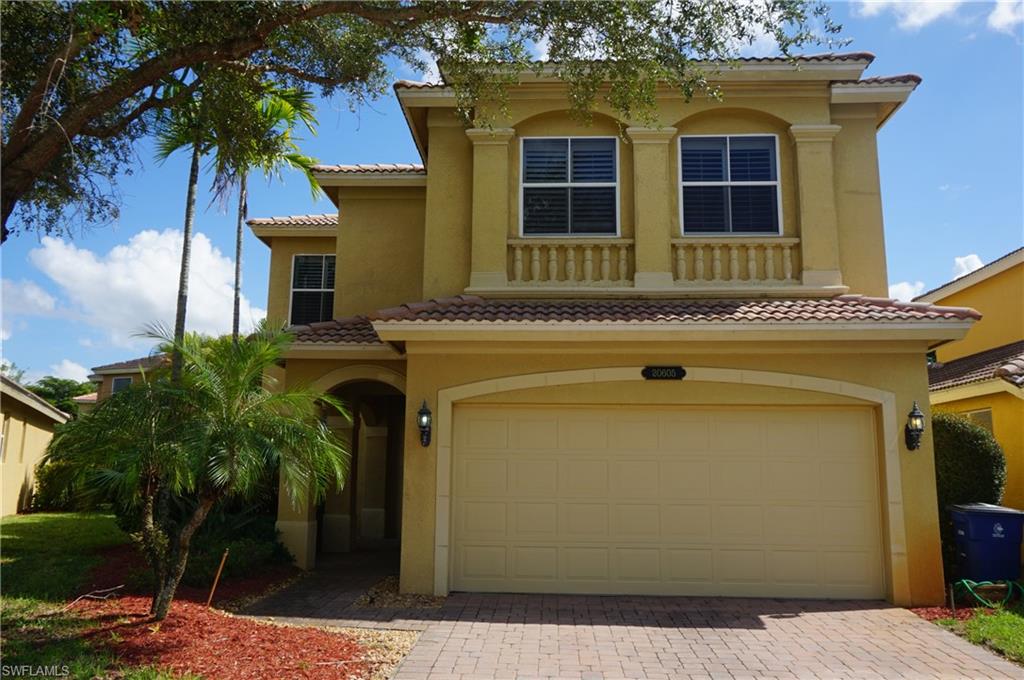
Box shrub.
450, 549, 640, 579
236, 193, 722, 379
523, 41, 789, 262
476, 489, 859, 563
33, 459, 80, 511
933, 411, 1006, 579
182, 536, 291, 587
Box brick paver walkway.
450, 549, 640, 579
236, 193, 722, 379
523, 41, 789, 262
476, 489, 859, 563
245, 560, 1020, 679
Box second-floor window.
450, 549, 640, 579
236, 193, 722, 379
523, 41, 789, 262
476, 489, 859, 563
291, 254, 335, 325
680, 135, 780, 234
111, 376, 133, 393
521, 137, 618, 236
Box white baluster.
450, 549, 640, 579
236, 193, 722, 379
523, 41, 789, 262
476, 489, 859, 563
675, 244, 686, 281
600, 246, 611, 282
530, 246, 541, 283
513, 246, 523, 282
729, 246, 739, 281
747, 246, 757, 281
583, 246, 594, 282
694, 245, 705, 281
712, 245, 722, 281
565, 246, 576, 283
547, 246, 558, 282
783, 245, 793, 281
617, 246, 628, 282
765, 245, 775, 280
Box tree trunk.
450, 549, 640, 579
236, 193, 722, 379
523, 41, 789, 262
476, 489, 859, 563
150, 495, 216, 621
171, 144, 201, 381
232, 173, 247, 342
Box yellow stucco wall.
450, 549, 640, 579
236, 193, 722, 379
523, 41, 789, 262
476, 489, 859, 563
334, 187, 425, 317
935, 392, 1024, 510
1, 399, 59, 515
931, 263, 1024, 363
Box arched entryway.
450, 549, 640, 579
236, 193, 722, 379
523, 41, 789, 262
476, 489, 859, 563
317, 379, 406, 557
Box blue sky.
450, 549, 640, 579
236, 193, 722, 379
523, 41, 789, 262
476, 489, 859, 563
2, 1, 1022, 384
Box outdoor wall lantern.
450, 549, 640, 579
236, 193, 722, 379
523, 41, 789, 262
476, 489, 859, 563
417, 400, 432, 447
905, 401, 926, 450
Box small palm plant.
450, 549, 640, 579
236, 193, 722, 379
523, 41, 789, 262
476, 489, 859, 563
48, 323, 348, 620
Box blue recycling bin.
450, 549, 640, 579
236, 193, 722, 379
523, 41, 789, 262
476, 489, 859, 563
948, 503, 1024, 582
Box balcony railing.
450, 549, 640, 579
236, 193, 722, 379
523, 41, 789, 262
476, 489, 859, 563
671, 237, 800, 285
508, 238, 634, 286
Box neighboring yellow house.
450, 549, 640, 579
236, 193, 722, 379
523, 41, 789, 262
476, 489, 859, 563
916, 248, 1024, 509
88, 354, 167, 401
1, 375, 69, 515
249, 53, 981, 606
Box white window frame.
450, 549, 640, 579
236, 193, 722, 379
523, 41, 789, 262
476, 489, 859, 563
111, 376, 133, 393
519, 136, 621, 238
678, 133, 783, 237
288, 253, 336, 326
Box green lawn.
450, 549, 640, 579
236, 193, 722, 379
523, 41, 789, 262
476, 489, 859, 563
939, 603, 1024, 665
1, 512, 195, 679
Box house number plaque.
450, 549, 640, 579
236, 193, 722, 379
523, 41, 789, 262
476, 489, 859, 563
642, 366, 686, 380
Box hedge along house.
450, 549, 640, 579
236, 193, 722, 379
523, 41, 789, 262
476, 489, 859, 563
249, 53, 982, 607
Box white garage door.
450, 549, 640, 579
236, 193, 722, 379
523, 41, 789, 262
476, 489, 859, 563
451, 405, 885, 598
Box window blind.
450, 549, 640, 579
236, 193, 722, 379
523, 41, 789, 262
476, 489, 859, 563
523, 138, 617, 235
681, 136, 779, 234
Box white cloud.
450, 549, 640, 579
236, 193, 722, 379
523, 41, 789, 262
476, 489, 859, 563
988, 0, 1024, 35
889, 280, 926, 302
49, 359, 90, 382
953, 253, 984, 278
0, 327, 10, 342
853, 1, 963, 30
29, 230, 267, 348
2, 279, 57, 316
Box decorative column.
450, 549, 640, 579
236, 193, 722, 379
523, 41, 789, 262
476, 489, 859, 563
466, 127, 515, 289
626, 127, 677, 289
789, 124, 844, 288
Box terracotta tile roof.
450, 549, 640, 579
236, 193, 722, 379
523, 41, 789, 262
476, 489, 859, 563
247, 214, 336, 228
311, 163, 425, 174
91, 354, 167, 373
72, 392, 98, 403
368, 295, 980, 324
996, 354, 1024, 387
290, 316, 382, 345
730, 51, 875, 64
929, 341, 1024, 391
833, 74, 922, 86
394, 80, 444, 90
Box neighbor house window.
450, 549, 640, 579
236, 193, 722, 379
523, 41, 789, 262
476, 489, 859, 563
290, 254, 335, 325
962, 408, 994, 433
521, 137, 618, 236
111, 376, 133, 393
680, 135, 780, 234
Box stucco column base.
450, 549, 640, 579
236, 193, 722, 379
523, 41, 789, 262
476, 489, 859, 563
469, 271, 508, 289
276, 519, 317, 570
633, 271, 676, 289
802, 269, 844, 287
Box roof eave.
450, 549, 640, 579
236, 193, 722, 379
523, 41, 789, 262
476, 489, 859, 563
915, 248, 1024, 303
371, 320, 974, 345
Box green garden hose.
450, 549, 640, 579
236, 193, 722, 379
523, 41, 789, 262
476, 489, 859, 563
953, 579, 1024, 608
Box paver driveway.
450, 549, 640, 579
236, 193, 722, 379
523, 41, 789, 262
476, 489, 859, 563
246, 563, 1020, 679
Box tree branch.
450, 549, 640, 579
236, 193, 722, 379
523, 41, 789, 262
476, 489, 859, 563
80, 79, 202, 140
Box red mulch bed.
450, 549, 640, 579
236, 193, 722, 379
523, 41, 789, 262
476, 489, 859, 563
67, 545, 371, 679
912, 605, 992, 622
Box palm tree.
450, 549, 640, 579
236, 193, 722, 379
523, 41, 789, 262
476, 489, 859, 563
154, 85, 214, 380
211, 87, 321, 340
48, 323, 349, 620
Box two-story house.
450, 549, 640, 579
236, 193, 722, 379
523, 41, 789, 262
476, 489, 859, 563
248, 52, 981, 607
917, 248, 1024, 509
